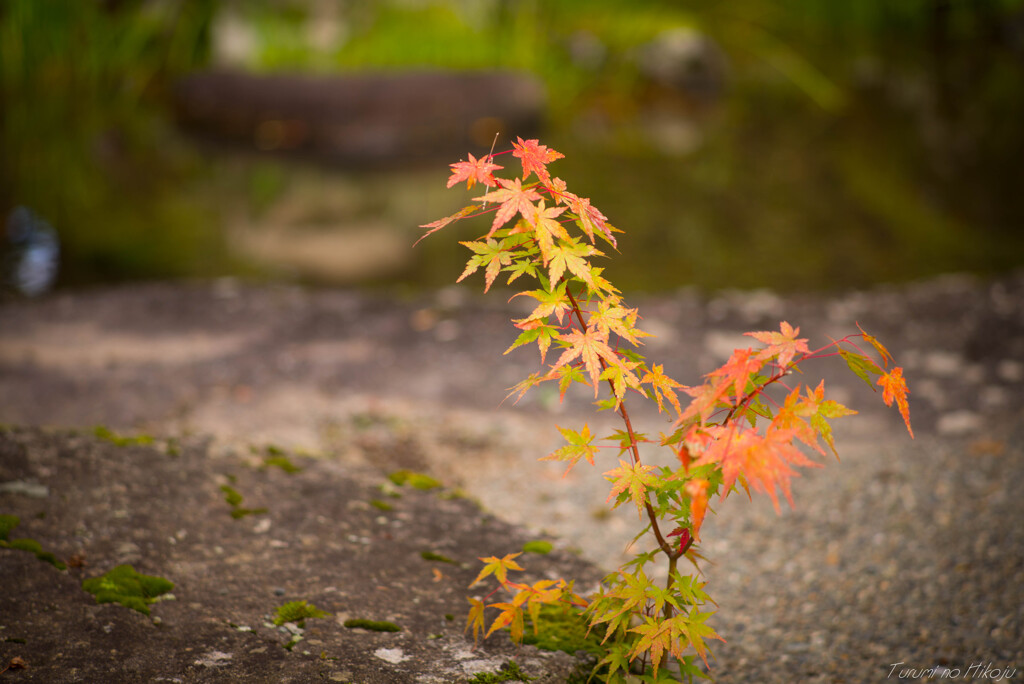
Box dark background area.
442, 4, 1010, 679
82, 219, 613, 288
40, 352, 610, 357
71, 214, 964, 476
3, 0, 1023, 295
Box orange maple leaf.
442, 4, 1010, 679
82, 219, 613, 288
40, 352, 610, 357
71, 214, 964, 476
707, 348, 764, 403
552, 327, 619, 394
447, 153, 503, 189
512, 137, 564, 182
641, 363, 683, 416
694, 425, 821, 512
685, 479, 710, 540
474, 177, 542, 236
745, 321, 810, 369
857, 322, 895, 368
877, 367, 914, 438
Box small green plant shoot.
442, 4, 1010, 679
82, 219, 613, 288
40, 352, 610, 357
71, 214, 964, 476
273, 600, 330, 627
419, 138, 914, 681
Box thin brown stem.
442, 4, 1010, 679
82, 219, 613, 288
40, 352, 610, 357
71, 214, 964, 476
563, 284, 678, 561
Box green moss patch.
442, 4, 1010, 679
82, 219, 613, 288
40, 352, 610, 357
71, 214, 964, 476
92, 425, 154, 447
387, 469, 441, 490
220, 484, 268, 519
81, 564, 174, 615
343, 618, 401, 632
0, 515, 66, 570
468, 660, 537, 683
522, 540, 553, 555
521, 604, 605, 657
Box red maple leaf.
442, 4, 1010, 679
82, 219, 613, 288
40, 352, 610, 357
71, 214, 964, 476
512, 137, 564, 182
447, 153, 503, 189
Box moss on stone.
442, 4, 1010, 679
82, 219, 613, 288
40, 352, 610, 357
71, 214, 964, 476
343, 618, 401, 632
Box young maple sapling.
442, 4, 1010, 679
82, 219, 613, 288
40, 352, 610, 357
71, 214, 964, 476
419, 138, 913, 682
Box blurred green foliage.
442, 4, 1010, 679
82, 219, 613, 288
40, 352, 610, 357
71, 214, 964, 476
3, 0, 1022, 290
0, 0, 225, 284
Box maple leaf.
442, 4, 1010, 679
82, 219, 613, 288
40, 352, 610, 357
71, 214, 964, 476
485, 601, 526, 641
504, 319, 558, 363
552, 326, 620, 394
878, 367, 914, 438
839, 348, 883, 389
466, 597, 486, 643
470, 552, 524, 588
457, 239, 512, 292
603, 459, 659, 516
746, 321, 810, 369
685, 478, 710, 540
599, 358, 643, 407
857, 322, 895, 368
673, 609, 724, 669
525, 199, 570, 266
771, 386, 825, 455
641, 363, 683, 416
511, 280, 571, 325
588, 301, 646, 346
694, 425, 821, 512
546, 237, 600, 289
707, 348, 764, 403
677, 379, 732, 426
570, 193, 617, 247
628, 617, 673, 678
512, 137, 564, 182
447, 153, 502, 189
597, 569, 655, 624
416, 205, 478, 245
474, 177, 543, 236
795, 381, 858, 457
504, 369, 558, 404
541, 424, 601, 474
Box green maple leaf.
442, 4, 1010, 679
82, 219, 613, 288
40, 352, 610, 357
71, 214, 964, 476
541, 424, 600, 474
838, 348, 883, 388
674, 609, 723, 669
504, 320, 558, 363
603, 459, 659, 516
458, 239, 512, 292
546, 237, 601, 289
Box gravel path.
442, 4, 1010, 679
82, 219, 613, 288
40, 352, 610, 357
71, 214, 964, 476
1, 271, 1022, 682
